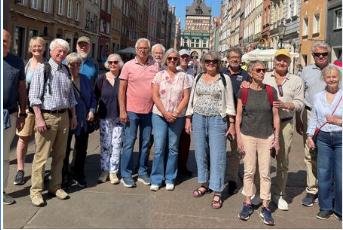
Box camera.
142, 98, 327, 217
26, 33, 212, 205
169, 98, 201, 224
227, 133, 233, 141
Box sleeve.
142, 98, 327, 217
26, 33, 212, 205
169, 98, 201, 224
94, 75, 103, 103
86, 76, 97, 112
272, 87, 278, 101
152, 71, 162, 85
224, 75, 236, 116
183, 73, 192, 89
28, 65, 45, 106
307, 95, 320, 136
293, 77, 305, 112
119, 62, 129, 80
69, 82, 78, 108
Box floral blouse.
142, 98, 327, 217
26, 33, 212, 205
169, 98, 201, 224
152, 70, 192, 117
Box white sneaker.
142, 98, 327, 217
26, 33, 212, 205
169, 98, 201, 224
166, 183, 175, 191
109, 173, 119, 184
276, 197, 289, 211
150, 184, 159, 191
251, 193, 262, 206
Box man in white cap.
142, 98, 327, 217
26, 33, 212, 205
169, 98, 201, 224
76, 36, 98, 84
177, 49, 195, 176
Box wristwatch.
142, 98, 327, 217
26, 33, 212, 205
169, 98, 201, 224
19, 113, 27, 118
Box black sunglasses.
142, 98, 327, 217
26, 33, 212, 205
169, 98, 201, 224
253, 68, 267, 73
204, 59, 218, 64
108, 61, 119, 65
167, 57, 178, 61
313, 52, 329, 58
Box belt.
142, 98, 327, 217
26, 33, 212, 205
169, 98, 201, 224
281, 117, 293, 122
305, 106, 311, 111
41, 109, 67, 114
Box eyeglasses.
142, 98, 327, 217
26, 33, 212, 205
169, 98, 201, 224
313, 52, 329, 58
108, 61, 119, 65
167, 57, 178, 61
204, 59, 218, 64
69, 63, 81, 68
253, 68, 267, 73
229, 56, 240, 60
137, 47, 149, 51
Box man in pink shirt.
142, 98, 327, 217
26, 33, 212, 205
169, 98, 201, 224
119, 38, 159, 188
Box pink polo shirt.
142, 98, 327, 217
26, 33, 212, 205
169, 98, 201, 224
120, 57, 159, 114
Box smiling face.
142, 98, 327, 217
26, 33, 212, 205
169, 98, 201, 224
203, 54, 219, 73
152, 46, 164, 64
227, 51, 241, 69
77, 42, 90, 59
136, 41, 150, 60
180, 54, 190, 68
68, 61, 81, 77
274, 55, 290, 74
30, 40, 45, 58
50, 44, 68, 64
313, 46, 329, 69
166, 52, 179, 69
107, 56, 121, 72
323, 69, 341, 90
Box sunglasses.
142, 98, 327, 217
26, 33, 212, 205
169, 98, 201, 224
313, 52, 329, 58
253, 68, 267, 73
108, 61, 119, 65
204, 59, 218, 64
69, 63, 81, 68
167, 57, 178, 61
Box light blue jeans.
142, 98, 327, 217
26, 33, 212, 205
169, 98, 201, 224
151, 114, 185, 185
192, 113, 227, 192
120, 112, 152, 178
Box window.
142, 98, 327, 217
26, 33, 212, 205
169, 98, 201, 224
336, 9, 342, 29
313, 14, 320, 34
16, 0, 25, 5
75, 2, 80, 21
85, 11, 91, 29
302, 17, 308, 36
43, 0, 51, 13
31, 0, 39, 9
67, 0, 72, 18
58, 0, 64, 15
94, 0, 99, 4
101, 0, 106, 11
13, 26, 26, 58
107, 0, 111, 13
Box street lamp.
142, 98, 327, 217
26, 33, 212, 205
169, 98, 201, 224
277, 22, 287, 49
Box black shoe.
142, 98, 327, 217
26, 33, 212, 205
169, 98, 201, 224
179, 168, 193, 176
301, 193, 318, 207
13, 170, 25, 185
228, 180, 238, 195
74, 178, 88, 188
316, 210, 334, 220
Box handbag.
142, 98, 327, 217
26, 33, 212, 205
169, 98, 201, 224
312, 96, 342, 143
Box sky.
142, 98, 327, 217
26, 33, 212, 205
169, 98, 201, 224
168, 0, 220, 30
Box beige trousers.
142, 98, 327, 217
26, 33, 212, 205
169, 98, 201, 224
30, 112, 69, 196
3, 113, 18, 189
241, 133, 274, 201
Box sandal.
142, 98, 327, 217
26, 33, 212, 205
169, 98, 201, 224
211, 194, 223, 209
193, 185, 210, 198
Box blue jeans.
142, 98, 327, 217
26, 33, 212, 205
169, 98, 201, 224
192, 113, 227, 192
120, 112, 152, 178
316, 130, 342, 216
150, 114, 185, 185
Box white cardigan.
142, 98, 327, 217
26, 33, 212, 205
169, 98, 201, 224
186, 73, 236, 118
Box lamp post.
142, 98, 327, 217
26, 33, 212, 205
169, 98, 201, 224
277, 22, 287, 49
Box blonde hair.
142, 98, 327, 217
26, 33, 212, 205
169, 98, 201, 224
28, 37, 46, 52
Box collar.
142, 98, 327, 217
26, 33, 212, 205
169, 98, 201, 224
228, 66, 242, 75
134, 56, 152, 66
271, 70, 291, 80
49, 58, 62, 70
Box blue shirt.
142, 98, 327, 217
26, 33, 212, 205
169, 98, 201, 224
80, 58, 98, 84
307, 89, 342, 135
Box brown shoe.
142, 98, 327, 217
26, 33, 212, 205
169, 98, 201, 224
30, 194, 45, 207
48, 189, 70, 200
98, 171, 109, 183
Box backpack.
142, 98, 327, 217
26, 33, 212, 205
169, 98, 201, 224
195, 72, 227, 87
241, 84, 274, 107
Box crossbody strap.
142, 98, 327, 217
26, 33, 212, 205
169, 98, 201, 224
316, 96, 342, 131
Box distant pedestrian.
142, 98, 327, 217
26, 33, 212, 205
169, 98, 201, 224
119, 38, 159, 188
29, 38, 78, 207
3, 29, 27, 205
14, 37, 46, 186
150, 48, 191, 191
95, 54, 124, 185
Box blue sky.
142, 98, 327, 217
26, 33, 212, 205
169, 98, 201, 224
168, 0, 220, 29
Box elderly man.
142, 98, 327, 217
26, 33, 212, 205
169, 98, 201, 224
3, 29, 27, 205
75, 36, 98, 84
119, 38, 159, 188
151, 43, 165, 69
29, 38, 78, 206
176, 49, 195, 176
220, 47, 250, 195
263, 49, 304, 211
296, 41, 339, 207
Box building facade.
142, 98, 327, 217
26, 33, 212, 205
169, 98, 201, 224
243, 0, 263, 52
326, 0, 342, 62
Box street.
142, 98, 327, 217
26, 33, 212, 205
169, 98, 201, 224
3, 130, 342, 229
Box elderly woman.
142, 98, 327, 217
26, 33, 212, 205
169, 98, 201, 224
62, 52, 96, 188
307, 66, 342, 221
236, 61, 280, 226
150, 48, 191, 191
95, 53, 124, 184
185, 52, 236, 209
14, 37, 46, 185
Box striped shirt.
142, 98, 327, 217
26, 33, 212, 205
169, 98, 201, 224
29, 58, 77, 110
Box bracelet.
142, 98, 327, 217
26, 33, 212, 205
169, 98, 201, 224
19, 113, 27, 118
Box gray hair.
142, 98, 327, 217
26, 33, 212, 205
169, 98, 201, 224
161, 48, 180, 67
247, 61, 265, 73
201, 51, 221, 72
104, 53, 124, 69
152, 44, 165, 54
65, 52, 82, 65
28, 37, 46, 52
321, 65, 342, 82
227, 47, 243, 58
50, 38, 70, 53
135, 38, 151, 49
311, 41, 331, 54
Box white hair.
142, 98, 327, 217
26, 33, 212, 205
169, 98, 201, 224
65, 52, 82, 65
50, 38, 70, 53
311, 41, 331, 54
152, 44, 165, 54
135, 38, 151, 49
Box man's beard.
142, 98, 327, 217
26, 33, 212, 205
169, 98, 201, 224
79, 51, 89, 59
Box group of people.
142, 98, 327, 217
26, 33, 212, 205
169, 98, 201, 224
3, 28, 342, 226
